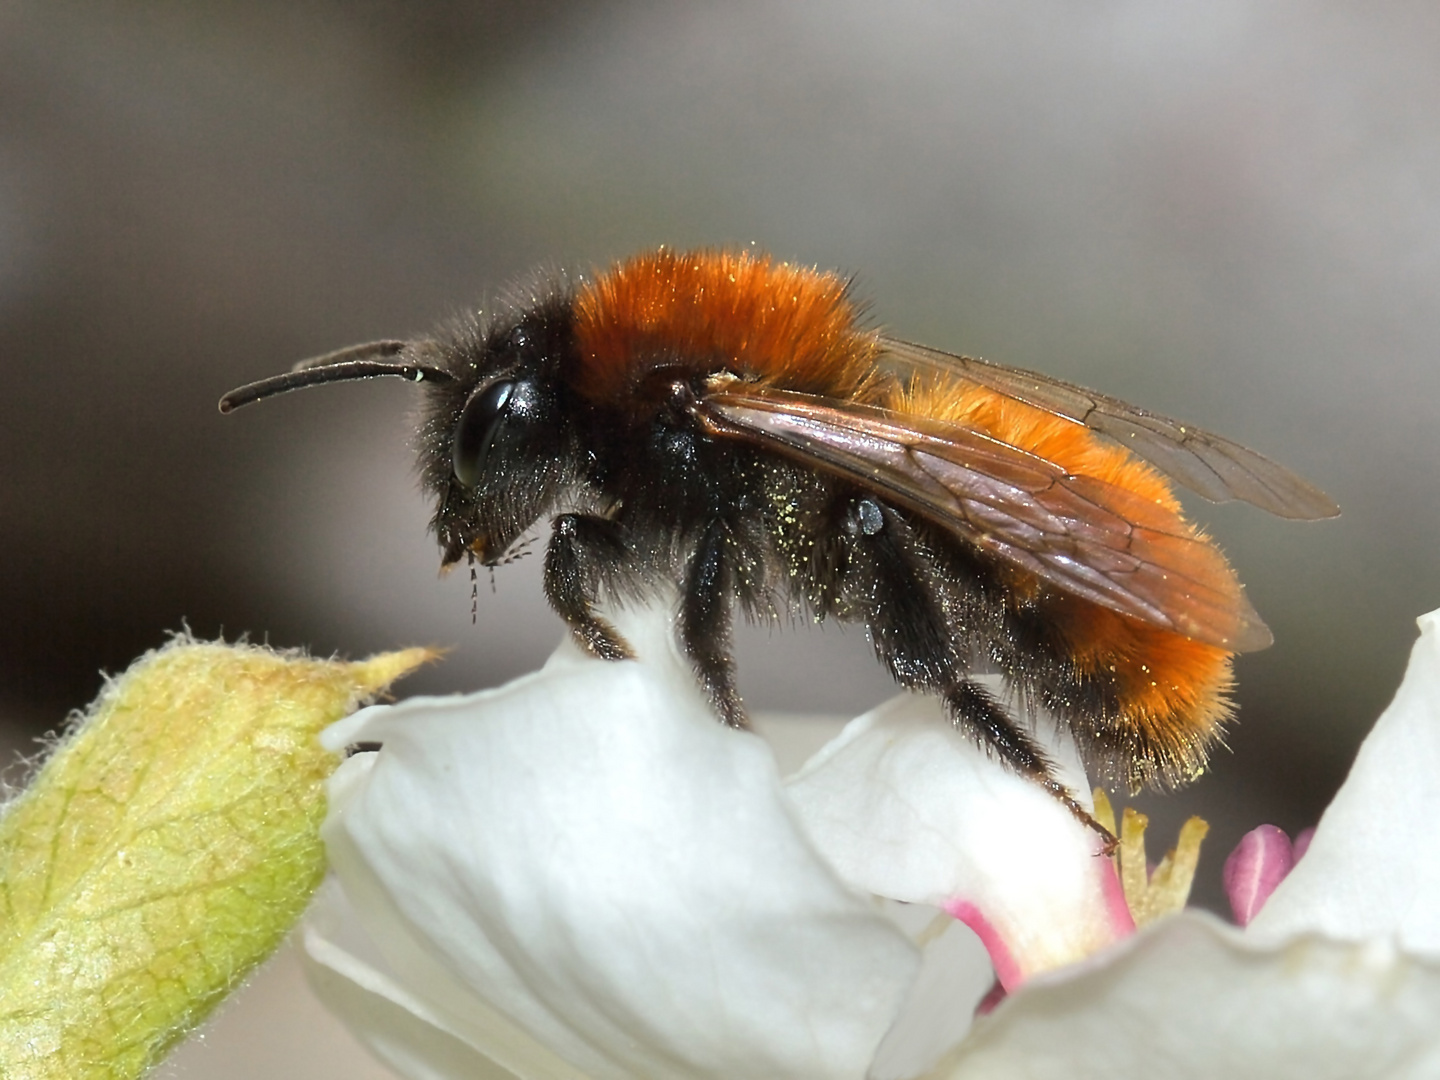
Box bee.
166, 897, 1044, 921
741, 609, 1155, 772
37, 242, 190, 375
220, 248, 1336, 833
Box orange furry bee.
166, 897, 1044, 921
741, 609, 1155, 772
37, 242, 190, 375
220, 248, 1336, 831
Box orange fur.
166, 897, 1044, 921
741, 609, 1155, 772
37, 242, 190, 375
894, 379, 1182, 513
896, 378, 1233, 785
573, 248, 880, 403
1047, 597, 1233, 788
577, 248, 1233, 785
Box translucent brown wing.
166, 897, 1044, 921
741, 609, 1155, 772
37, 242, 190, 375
876, 337, 1338, 520
694, 384, 1273, 652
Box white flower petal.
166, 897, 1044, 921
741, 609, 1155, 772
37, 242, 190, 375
313, 603, 919, 1080
784, 688, 1132, 989
1250, 607, 1440, 952
932, 912, 1440, 1080
302, 878, 577, 1080
866, 910, 995, 1080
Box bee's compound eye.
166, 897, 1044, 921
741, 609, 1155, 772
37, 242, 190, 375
452, 379, 515, 487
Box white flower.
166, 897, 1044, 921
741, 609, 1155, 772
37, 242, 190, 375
305, 606, 918, 1080
301, 606, 1440, 1079
784, 692, 1132, 993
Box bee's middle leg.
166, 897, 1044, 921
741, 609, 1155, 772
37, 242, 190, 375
679, 519, 746, 729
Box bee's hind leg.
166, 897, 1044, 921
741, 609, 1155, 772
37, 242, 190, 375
847, 500, 1115, 851
945, 679, 1117, 853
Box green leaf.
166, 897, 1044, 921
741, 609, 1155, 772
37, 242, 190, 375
0, 638, 433, 1079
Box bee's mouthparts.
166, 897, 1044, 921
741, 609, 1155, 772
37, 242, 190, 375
440, 533, 492, 572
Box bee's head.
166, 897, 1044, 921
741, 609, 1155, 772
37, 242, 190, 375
418, 301, 579, 571
218, 291, 581, 573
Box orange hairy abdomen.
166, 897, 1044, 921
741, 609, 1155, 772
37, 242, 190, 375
893, 378, 1233, 782
572, 248, 880, 402
1045, 594, 1233, 787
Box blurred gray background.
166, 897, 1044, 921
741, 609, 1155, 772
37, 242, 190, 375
2, 0, 1435, 994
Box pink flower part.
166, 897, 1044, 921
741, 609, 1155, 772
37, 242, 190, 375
1293, 826, 1315, 862
787, 690, 1137, 991
943, 840, 1134, 991
1099, 853, 1138, 928
947, 902, 1022, 991
1225, 824, 1295, 927
974, 978, 1007, 1016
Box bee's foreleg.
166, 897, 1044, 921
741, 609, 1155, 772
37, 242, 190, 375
543, 512, 635, 662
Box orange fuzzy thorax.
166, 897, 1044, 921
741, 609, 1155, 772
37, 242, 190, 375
572, 248, 880, 403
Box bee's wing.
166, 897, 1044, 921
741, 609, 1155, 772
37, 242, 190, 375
696, 384, 1273, 652
876, 337, 1338, 520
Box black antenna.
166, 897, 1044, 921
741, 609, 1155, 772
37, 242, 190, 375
218, 340, 455, 413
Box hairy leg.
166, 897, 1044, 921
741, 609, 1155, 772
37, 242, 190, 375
543, 512, 634, 661
850, 501, 1113, 846
679, 520, 746, 728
